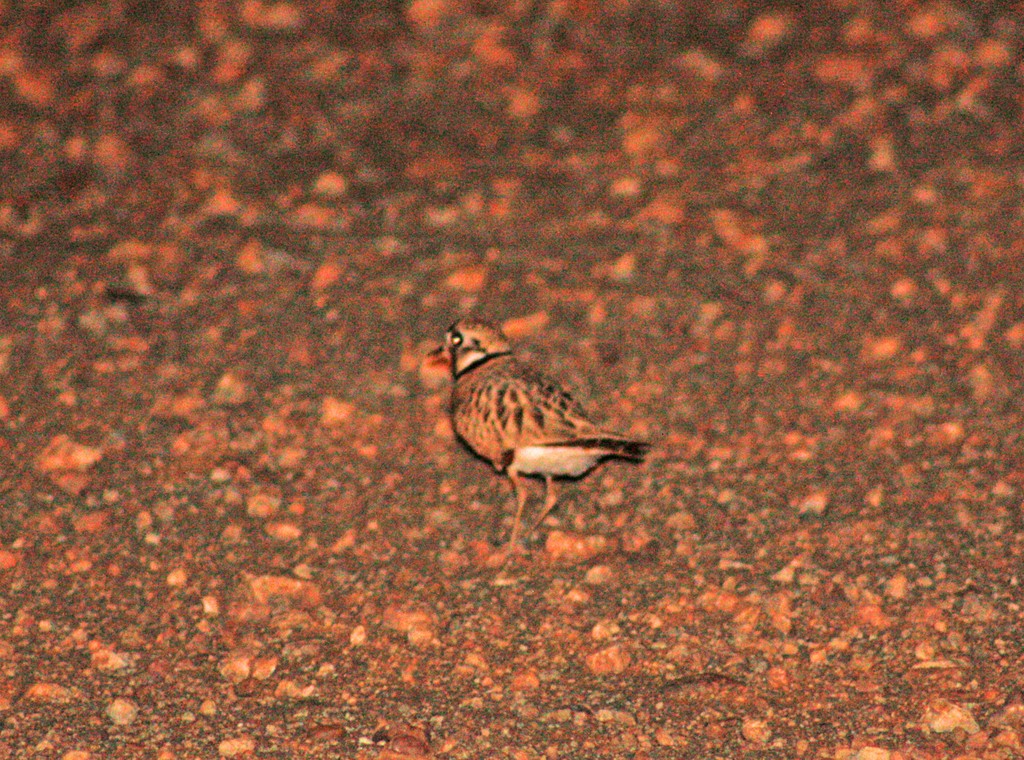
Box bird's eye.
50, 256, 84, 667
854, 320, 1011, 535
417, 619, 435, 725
450, 331, 463, 347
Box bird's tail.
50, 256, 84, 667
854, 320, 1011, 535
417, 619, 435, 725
554, 436, 650, 460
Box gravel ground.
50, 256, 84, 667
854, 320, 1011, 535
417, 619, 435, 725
2, 2, 1023, 758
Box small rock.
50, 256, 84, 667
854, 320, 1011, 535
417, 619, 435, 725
510, 668, 540, 692
35, 435, 103, 473
741, 717, 771, 743
765, 591, 794, 635
502, 311, 549, 339
742, 11, 796, 56
219, 651, 253, 684
583, 565, 615, 585
856, 602, 891, 629
152, 393, 206, 419
320, 397, 355, 427
609, 176, 642, 199
585, 644, 631, 675
619, 524, 653, 553
797, 490, 829, 515
72, 511, 108, 534
264, 521, 302, 541
247, 574, 322, 607
92, 648, 131, 671
382, 605, 436, 634
274, 680, 317, 699
311, 260, 341, 290
665, 509, 696, 531
202, 596, 221, 616
218, 736, 256, 757
832, 390, 864, 412
992, 701, 1024, 729
772, 559, 798, 584
313, 171, 348, 197
239, 0, 304, 31
377, 722, 432, 759
24, 682, 77, 703
968, 364, 995, 402
445, 266, 487, 293
251, 657, 278, 681
211, 372, 250, 406
863, 335, 902, 362
590, 620, 620, 641
609, 253, 635, 281
236, 239, 268, 275
507, 85, 541, 120
246, 493, 281, 518
766, 666, 792, 690
885, 573, 909, 599
993, 730, 1023, 752
406, 0, 459, 31
406, 625, 435, 648
106, 698, 138, 726
923, 698, 980, 734
853, 747, 892, 760
383, 605, 437, 647
654, 727, 676, 746
544, 531, 610, 564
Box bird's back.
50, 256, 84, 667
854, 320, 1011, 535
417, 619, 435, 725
451, 355, 599, 466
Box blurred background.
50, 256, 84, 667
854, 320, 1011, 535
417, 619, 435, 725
1, 1, 1022, 757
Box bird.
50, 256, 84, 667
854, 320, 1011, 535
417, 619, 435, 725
434, 318, 649, 548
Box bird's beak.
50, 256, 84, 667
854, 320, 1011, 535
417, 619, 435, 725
425, 344, 451, 372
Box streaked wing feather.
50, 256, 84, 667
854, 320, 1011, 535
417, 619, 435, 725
510, 368, 596, 443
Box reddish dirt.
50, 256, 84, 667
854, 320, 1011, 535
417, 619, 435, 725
1, 2, 1023, 758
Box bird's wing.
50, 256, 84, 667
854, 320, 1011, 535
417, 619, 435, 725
494, 364, 597, 444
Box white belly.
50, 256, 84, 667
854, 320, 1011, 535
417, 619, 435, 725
511, 445, 604, 478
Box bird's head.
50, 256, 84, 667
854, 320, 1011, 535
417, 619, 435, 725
441, 319, 511, 376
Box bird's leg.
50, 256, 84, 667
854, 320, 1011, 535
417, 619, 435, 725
506, 469, 530, 549
528, 475, 559, 536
